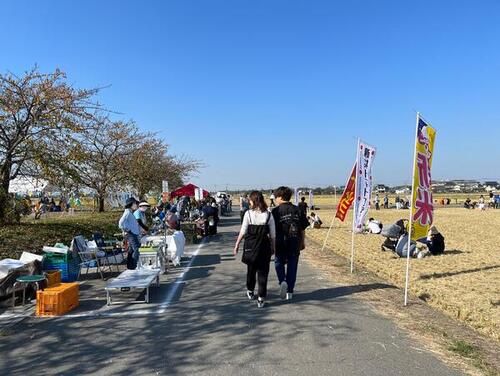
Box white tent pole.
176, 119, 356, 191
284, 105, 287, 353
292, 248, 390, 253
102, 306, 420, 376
404, 112, 420, 306
350, 138, 360, 273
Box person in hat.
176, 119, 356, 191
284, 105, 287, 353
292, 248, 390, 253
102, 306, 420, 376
134, 201, 151, 234
119, 197, 141, 269
415, 226, 445, 258
425, 226, 445, 255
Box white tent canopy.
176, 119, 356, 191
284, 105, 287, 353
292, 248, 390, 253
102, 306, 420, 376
8, 177, 48, 195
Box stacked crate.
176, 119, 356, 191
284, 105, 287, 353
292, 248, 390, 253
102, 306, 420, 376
36, 282, 79, 316
42, 251, 79, 282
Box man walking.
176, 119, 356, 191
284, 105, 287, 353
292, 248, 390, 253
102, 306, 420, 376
240, 193, 250, 224
272, 186, 309, 300
298, 196, 308, 217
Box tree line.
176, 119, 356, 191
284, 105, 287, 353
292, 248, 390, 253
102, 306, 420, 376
0, 67, 199, 223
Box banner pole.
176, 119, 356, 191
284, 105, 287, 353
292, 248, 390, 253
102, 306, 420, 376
404, 112, 420, 306
350, 138, 360, 273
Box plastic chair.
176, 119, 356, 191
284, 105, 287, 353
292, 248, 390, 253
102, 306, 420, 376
92, 232, 123, 272
72, 236, 112, 280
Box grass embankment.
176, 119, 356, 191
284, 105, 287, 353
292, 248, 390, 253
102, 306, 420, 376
306, 206, 500, 343
0, 211, 122, 259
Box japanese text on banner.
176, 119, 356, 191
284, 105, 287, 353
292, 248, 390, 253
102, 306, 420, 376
335, 163, 356, 222
411, 117, 436, 240
353, 142, 376, 233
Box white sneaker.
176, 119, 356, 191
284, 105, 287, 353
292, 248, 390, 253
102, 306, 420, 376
257, 298, 265, 308
279, 281, 288, 299
246, 290, 255, 300
286, 293, 293, 300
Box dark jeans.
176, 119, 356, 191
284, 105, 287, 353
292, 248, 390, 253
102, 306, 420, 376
240, 210, 247, 224
126, 233, 141, 270
274, 253, 299, 293
247, 262, 270, 298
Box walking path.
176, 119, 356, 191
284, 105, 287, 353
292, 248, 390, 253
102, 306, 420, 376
0, 213, 463, 375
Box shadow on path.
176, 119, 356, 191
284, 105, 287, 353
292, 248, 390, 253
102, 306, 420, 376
280, 283, 396, 305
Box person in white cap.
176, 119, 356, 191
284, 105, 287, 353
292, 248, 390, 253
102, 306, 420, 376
134, 201, 151, 234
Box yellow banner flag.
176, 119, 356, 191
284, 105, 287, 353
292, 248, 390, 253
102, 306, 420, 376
410, 116, 436, 241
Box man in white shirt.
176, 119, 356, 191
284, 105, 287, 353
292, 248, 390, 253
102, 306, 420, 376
366, 218, 382, 234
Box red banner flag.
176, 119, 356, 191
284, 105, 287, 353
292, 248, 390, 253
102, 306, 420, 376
335, 163, 356, 222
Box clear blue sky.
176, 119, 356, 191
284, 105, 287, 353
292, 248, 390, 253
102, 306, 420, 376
1, 1, 499, 191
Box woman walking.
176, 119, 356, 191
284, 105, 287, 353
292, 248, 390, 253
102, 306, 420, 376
234, 191, 276, 308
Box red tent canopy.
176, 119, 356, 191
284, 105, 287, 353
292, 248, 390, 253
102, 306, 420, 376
170, 183, 209, 198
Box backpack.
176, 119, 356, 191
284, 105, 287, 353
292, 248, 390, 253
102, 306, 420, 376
242, 212, 272, 265
278, 208, 302, 251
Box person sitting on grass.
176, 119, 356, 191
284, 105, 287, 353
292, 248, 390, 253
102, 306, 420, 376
415, 226, 445, 258
308, 212, 323, 229
478, 195, 486, 210
365, 218, 382, 234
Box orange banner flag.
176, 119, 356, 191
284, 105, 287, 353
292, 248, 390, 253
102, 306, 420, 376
335, 163, 356, 222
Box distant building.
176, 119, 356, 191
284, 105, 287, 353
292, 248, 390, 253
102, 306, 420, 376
394, 187, 411, 195
484, 181, 499, 192
375, 184, 389, 193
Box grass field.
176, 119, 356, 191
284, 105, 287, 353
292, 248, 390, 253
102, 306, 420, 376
0, 211, 122, 260
307, 193, 488, 209
305, 198, 499, 342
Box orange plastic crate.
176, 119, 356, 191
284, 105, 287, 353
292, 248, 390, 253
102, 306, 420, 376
45, 270, 61, 288
36, 283, 79, 316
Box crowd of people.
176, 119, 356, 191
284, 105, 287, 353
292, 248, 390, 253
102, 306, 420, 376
372, 194, 411, 210
464, 193, 500, 210
119, 197, 187, 270
118, 192, 235, 271
32, 195, 81, 218
118, 187, 497, 307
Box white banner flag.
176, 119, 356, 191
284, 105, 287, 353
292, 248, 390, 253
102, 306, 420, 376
195, 187, 203, 201
353, 140, 377, 233
294, 188, 299, 205
162, 180, 169, 193
309, 190, 314, 208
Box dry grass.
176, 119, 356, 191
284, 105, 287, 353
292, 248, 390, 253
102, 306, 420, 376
308, 193, 486, 208
306, 203, 500, 342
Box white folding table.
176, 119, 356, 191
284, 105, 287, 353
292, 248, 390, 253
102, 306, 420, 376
105, 269, 160, 305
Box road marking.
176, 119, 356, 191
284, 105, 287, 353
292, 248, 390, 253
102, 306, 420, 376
157, 239, 206, 313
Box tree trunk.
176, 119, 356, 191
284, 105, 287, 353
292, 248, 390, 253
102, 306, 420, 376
98, 194, 106, 212
0, 159, 12, 224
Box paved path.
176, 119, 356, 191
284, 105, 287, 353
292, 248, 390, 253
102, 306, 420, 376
0, 214, 463, 375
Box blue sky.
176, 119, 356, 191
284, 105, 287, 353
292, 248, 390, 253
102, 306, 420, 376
1, 1, 499, 190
